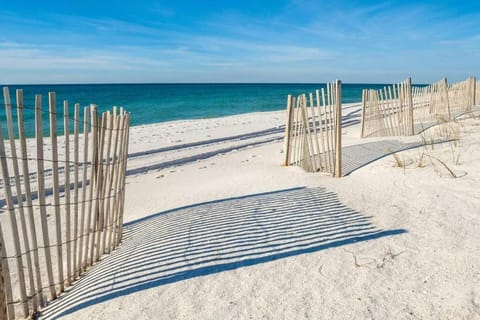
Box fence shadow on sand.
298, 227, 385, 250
38, 187, 406, 319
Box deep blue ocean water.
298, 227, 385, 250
1, 83, 392, 137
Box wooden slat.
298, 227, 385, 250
34, 94, 56, 300
292, 97, 301, 165
443, 78, 450, 121
309, 92, 322, 171
298, 97, 306, 168
78, 107, 90, 272
106, 109, 120, 253
1, 87, 29, 316
72, 103, 80, 279
101, 112, 113, 255
63, 100, 72, 286
282, 95, 293, 166
49, 92, 65, 293
474, 77, 477, 106
0, 237, 6, 320
114, 110, 128, 245
287, 97, 296, 166
360, 89, 366, 138
0, 223, 14, 319
321, 88, 332, 172
85, 105, 98, 267
407, 78, 414, 135
108, 109, 121, 251
330, 82, 336, 168
315, 90, 327, 172
334, 80, 342, 177
395, 83, 403, 133
327, 84, 335, 170
94, 113, 107, 262
93, 113, 107, 262
116, 113, 131, 244
110, 112, 126, 248
17, 89, 44, 308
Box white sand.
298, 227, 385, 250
35, 104, 480, 319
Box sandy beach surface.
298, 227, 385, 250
36, 103, 480, 319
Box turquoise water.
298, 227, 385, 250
1, 83, 390, 137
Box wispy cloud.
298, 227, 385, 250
0, 0, 479, 83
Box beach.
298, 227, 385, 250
36, 103, 480, 319
3, 1, 480, 318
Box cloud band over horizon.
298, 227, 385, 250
1, 0, 479, 84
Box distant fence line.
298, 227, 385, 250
283, 76, 478, 177
361, 76, 477, 138
476, 79, 479, 105
360, 78, 414, 138
411, 78, 449, 125
0, 87, 130, 320
283, 80, 342, 177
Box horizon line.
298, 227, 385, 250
1, 81, 431, 86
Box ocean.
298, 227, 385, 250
2, 83, 392, 137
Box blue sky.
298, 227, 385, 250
0, 0, 479, 83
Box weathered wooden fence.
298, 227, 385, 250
476, 79, 479, 106
361, 77, 477, 138
360, 78, 413, 138
0, 87, 130, 320
411, 78, 450, 124
447, 77, 476, 115
283, 80, 342, 177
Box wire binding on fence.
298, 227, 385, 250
0, 87, 131, 320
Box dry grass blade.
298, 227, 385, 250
424, 154, 458, 178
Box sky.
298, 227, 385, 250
0, 0, 479, 84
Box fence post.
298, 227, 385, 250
360, 89, 367, 138
334, 80, 342, 178
283, 95, 294, 166
406, 78, 414, 135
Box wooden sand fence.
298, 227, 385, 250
411, 78, 451, 125
283, 80, 342, 177
0, 87, 131, 320
447, 77, 476, 116
361, 77, 477, 138
360, 78, 413, 138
